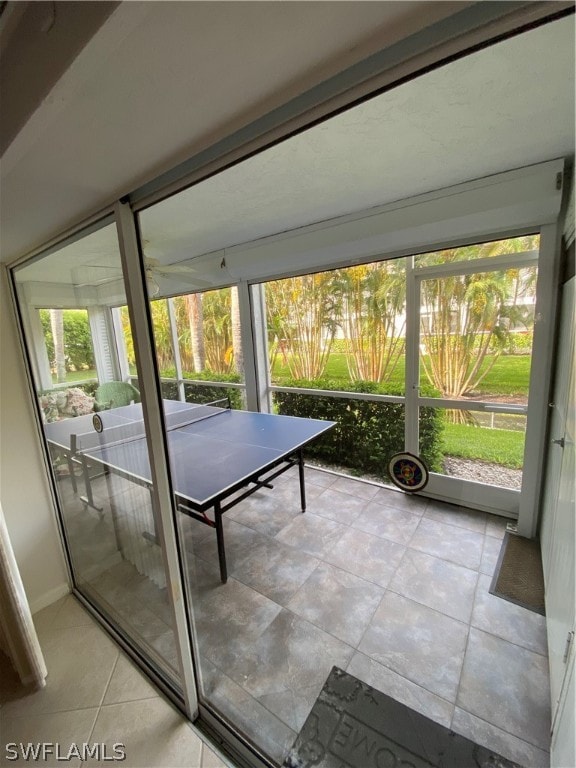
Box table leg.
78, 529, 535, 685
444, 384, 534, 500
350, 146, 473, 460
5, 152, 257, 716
298, 449, 306, 513
66, 454, 78, 494
215, 502, 227, 583
79, 455, 103, 513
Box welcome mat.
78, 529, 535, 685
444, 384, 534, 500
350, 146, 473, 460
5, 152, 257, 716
490, 532, 545, 615
284, 667, 520, 768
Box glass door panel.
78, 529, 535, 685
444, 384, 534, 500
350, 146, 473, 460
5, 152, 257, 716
13, 222, 181, 687
419, 407, 527, 490
266, 261, 407, 396
416, 256, 537, 505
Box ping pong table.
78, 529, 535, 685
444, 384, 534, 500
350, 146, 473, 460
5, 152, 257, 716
45, 399, 335, 583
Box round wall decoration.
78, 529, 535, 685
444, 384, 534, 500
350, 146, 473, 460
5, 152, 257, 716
92, 414, 104, 433
388, 452, 429, 492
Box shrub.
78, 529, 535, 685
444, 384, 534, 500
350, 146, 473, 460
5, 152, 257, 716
273, 379, 443, 482
40, 309, 95, 372
507, 331, 533, 355
155, 371, 244, 410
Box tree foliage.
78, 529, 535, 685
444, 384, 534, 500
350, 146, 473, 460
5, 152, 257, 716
337, 261, 405, 383
40, 309, 95, 374
201, 289, 234, 374
265, 272, 341, 380
419, 237, 538, 398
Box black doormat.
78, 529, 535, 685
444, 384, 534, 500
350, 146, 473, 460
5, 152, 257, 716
489, 532, 545, 615
284, 667, 521, 768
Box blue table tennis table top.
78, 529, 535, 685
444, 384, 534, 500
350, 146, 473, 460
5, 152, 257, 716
46, 400, 334, 509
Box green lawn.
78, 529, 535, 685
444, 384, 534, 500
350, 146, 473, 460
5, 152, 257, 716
272, 352, 530, 467
441, 422, 524, 468
55, 358, 527, 467
52, 369, 97, 384
272, 353, 531, 397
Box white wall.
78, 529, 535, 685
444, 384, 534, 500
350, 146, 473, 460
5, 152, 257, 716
0, 270, 69, 613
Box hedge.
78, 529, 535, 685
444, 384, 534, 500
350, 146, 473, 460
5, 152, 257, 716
273, 379, 443, 482
152, 371, 244, 410
40, 309, 95, 372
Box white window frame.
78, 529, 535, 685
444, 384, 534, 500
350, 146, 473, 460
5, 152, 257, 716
246, 161, 564, 535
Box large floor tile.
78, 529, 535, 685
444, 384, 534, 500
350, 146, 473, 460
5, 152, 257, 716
221, 609, 354, 704
201, 743, 230, 768
191, 518, 266, 569
347, 652, 454, 729
329, 475, 382, 500
472, 574, 548, 656
1, 625, 119, 718
286, 562, 384, 645
358, 591, 468, 701
226, 500, 302, 538
306, 487, 368, 525
32, 595, 69, 637
304, 467, 339, 488
88, 698, 203, 767
323, 527, 405, 587
103, 653, 160, 705
351, 501, 421, 545
389, 549, 478, 623
480, 534, 502, 576
452, 708, 550, 767
247, 479, 324, 514
409, 517, 484, 569
371, 487, 428, 515
200, 660, 296, 764
257, 683, 321, 733
230, 537, 320, 605
190, 571, 282, 672
274, 512, 346, 558
424, 500, 487, 534
457, 628, 551, 750
1, 708, 98, 767
485, 514, 510, 539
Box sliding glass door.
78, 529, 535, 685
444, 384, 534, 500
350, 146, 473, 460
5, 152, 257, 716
12, 220, 184, 689
411, 238, 539, 515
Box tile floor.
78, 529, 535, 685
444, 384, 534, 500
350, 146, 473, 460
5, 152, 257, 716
12, 464, 551, 768
181, 467, 551, 766
0, 596, 230, 768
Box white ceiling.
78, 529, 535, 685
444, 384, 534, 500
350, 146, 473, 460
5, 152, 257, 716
139, 16, 575, 266
1, 0, 467, 264
12, 13, 575, 299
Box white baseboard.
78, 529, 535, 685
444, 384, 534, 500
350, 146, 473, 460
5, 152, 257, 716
30, 582, 70, 615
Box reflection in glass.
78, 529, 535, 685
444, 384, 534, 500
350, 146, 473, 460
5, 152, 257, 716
13, 223, 181, 685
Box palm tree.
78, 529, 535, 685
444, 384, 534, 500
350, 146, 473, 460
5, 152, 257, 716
265, 272, 341, 380
419, 237, 539, 400
50, 309, 66, 383
420, 268, 515, 398
338, 261, 406, 383
186, 293, 205, 373
230, 286, 243, 376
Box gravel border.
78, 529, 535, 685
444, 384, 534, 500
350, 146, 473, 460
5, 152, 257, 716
443, 457, 522, 490
308, 457, 522, 491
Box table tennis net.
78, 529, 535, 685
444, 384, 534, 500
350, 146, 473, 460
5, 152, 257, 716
73, 397, 231, 453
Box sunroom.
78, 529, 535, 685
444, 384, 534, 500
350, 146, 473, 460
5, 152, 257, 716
2, 6, 574, 768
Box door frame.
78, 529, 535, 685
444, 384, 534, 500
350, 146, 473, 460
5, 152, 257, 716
409, 249, 539, 517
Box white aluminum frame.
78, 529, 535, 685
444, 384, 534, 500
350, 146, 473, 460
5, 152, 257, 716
114, 201, 199, 718
410, 248, 542, 516
255, 224, 560, 522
